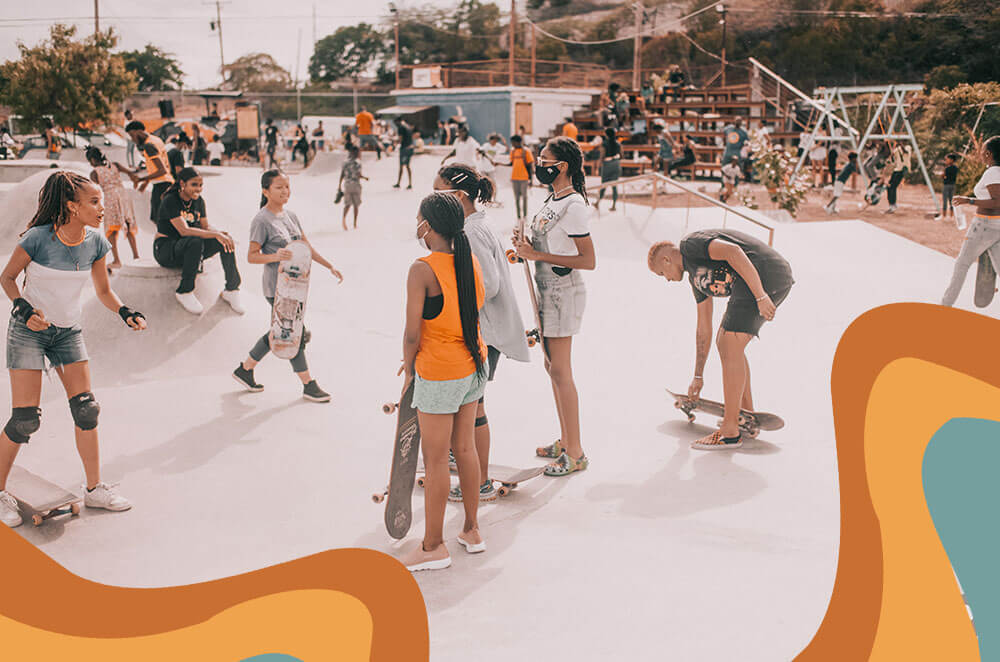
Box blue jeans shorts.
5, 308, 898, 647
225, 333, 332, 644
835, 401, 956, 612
7, 316, 88, 370
413, 369, 486, 415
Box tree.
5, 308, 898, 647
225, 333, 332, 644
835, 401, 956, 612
222, 53, 292, 91
925, 65, 966, 92
913, 82, 1000, 179
120, 44, 184, 91
310, 24, 386, 83
0, 24, 136, 131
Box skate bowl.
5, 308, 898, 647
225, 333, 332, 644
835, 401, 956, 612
0, 164, 94, 253
0, 160, 92, 183
79, 258, 268, 386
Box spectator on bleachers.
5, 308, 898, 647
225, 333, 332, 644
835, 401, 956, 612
652, 123, 674, 173
595, 127, 622, 213
615, 91, 631, 127
667, 65, 686, 100
669, 136, 697, 178
651, 72, 667, 103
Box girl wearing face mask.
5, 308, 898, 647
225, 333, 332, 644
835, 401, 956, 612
433, 164, 530, 504
0, 171, 147, 528
400, 192, 488, 572
511, 136, 596, 477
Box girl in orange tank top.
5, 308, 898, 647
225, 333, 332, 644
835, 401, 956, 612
398, 193, 487, 572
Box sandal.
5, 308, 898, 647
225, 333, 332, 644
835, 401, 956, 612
691, 430, 742, 451
536, 439, 563, 459
544, 452, 588, 477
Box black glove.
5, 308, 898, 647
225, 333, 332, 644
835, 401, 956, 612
118, 305, 145, 327
11, 297, 34, 323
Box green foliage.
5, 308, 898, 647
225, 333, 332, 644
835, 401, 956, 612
0, 24, 136, 131
913, 82, 1000, 178
924, 65, 966, 91
120, 44, 184, 91
310, 23, 387, 82
392, 2, 503, 66
223, 53, 292, 91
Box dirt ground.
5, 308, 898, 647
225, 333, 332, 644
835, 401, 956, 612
623, 179, 963, 257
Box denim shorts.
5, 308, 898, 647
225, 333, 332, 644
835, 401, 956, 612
7, 316, 88, 370
413, 369, 486, 415
536, 271, 587, 338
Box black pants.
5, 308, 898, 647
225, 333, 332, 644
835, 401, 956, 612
887, 170, 905, 205
154, 236, 241, 294
669, 155, 695, 174
150, 182, 171, 221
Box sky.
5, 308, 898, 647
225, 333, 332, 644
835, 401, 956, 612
0, 0, 458, 89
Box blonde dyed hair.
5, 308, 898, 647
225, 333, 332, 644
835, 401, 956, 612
647, 241, 676, 272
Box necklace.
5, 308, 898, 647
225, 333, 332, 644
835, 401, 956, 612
56, 226, 85, 271
553, 185, 575, 198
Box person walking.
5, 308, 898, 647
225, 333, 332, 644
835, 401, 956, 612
338, 144, 368, 231
594, 127, 622, 212
125, 120, 173, 222
85, 147, 139, 269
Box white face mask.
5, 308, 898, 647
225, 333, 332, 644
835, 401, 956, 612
416, 220, 430, 250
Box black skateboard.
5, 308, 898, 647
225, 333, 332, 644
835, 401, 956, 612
974, 251, 997, 308
372, 380, 421, 539
667, 389, 784, 438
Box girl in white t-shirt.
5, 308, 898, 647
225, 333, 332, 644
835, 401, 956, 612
941, 136, 1000, 306
511, 137, 596, 477
0, 171, 147, 528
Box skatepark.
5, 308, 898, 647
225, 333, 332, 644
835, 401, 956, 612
0, 152, 980, 660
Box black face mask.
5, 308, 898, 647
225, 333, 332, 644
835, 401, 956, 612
536, 164, 562, 185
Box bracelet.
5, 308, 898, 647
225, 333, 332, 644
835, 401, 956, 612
693, 375, 703, 380
755, 294, 769, 302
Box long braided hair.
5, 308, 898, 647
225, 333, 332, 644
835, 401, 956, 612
419, 192, 484, 374
85, 146, 108, 166
437, 163, 495, 204
545, 136, 589, 205
24, 171, 92, 235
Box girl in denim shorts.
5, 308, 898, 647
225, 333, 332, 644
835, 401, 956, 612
511, 136, 597, 477
0, 171, 147, 528
398, 193, 488, 572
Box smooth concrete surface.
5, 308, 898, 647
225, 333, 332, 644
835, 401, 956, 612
0, 153, 983, 660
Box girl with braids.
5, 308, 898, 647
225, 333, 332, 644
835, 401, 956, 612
433, 163, 530, 504
0, 171, 147, 528
233, 170, 343, 402
86, 146, 139, 269
399, 192, 488, 571
511, 136, 596, 477
153, 167, 244, 315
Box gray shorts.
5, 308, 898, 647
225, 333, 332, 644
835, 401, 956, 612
7, 316, 88, 370
413, 369, 487, 414
536, 271, 586, 338
343, 182, 362, 207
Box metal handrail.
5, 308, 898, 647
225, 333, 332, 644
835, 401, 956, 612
584, 171, 775, 246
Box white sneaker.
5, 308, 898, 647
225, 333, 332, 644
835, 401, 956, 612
84, 482, 132, 511
0, 490, 22, 528
220, 289, 245, 314
175, 291, 204, 314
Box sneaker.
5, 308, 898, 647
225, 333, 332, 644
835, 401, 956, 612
84, 482, 132, 511
884, 205, 897, 214
399, 541, 451, 572
0, 490, 22, 528
448, 479, 498, 503
448, 448, 457, 471
175, 291, 204, 314
303, 380, 331, 403
233, 364, 264, 392
457, 530, 487, 554
220, 289, 245, 314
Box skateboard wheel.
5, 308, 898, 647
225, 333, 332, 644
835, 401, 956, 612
70, 503, 80, 516
527, 336, 537, 347
417, 476, 426, 488
31, 514, 43, 526
505, 249, 519, 264
382, 403, 397, 415
686, 413, 695, 423
498, 486, 511, 497
371, 493, 386, 504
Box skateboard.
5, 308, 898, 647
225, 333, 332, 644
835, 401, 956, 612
269, 240, 312, 360
864, 181, 886, 206
974, 251, 997, 308
6, 465, 81, 527
416, 463, 546, 497
667, 389, 784, 438
505, 218, 548, 359
371, 380, 421, 539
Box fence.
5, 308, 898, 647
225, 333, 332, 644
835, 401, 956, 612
398, 59, 610, 90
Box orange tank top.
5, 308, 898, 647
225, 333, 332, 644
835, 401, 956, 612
415, 252, 486, 381
144, 135, 174, 184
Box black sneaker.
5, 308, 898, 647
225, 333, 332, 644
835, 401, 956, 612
233, 364, 263, 392
302, 329, 312, 345
303, 380, 330, 403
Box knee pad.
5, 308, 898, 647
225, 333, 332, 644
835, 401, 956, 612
475, 415, 489, 428
68, 392, 100, 430
4, 407, 41, 444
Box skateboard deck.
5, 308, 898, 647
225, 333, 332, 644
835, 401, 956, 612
416, 463, 546, 497
506, 218, 548, 360
6, 465, 81, 527
667, 389, 784, 438
974, 251, 997, 308
372, 380, 421, 539
269, 240, 312, 360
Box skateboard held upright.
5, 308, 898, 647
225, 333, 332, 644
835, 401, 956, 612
6, 465, 81, 527
505, 217, 548, 359
372, 380, 422, 539
667, 389, 784, 439
269, 240, 312, 359
974, 251, 997, 308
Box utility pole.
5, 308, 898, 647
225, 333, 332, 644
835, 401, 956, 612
205, 0, 229, 79
509, 0, 516, 86
312, 4, 317, 47
717, 3, 728, 87
632, 1, 643, 91
295, 29, 302, 122
94, 0, 99, 33
390, 3, 400, 90
530, 23, 536, 87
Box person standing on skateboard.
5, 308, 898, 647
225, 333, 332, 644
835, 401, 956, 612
647, 229, 794, 450
434, 164, 530, 503
511, 136, 596, 476
232, 170, 343, 402
941, 136, 1000, 306
0, 171, 146, 527
399, 193, 488, 571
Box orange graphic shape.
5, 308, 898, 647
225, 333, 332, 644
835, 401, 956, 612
798, 303, 997, 660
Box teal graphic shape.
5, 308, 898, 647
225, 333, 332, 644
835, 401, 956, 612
239, 655, 304, 662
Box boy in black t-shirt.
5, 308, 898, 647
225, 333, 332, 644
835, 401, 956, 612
647, 230, 794, 450
936, 152, 960, 221
824, 151, 858, 215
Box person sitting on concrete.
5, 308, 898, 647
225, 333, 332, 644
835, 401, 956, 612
0, 170, 146, 528
125, 120, 173, 222
647, 230, 794, 450
152, 167, 243, 315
